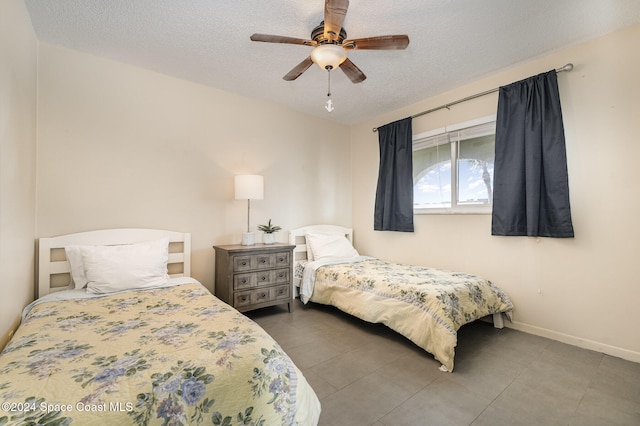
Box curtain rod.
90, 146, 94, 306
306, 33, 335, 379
372, 63, 574, 132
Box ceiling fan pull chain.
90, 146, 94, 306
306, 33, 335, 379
325, 68, 334, 112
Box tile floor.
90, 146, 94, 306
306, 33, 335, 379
247, 300, 640, 426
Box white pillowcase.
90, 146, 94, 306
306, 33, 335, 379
304, 232, 352, 261
65, 238, 169, 294
65, 245, 89, 289
304, 232, 359, 261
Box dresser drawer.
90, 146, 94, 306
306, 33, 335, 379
273, 251, 291, 268
233, 273, 256, 290
233, 251, 291, 272
273, 267, 290, 284
273, 284, 290, 300
233, 268, 290, 290
234, 284, 290, 309
233, 255, 256, 272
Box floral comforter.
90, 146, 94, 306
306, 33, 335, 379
0, 279, 319, 425
300, 258, 513, 372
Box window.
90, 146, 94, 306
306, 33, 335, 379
413, 116, 496, 214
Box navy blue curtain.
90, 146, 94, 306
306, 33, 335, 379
374, 117, 414, 232
491, 70, 574, 237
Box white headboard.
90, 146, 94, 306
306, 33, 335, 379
37, 228, 192, 298
288, 225, 353, 262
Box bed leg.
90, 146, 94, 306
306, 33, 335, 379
493, 313, 504, 329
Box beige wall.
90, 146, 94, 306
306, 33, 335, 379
0, 0, 38, 349
351, 24, 640, 362
35, 44, 352, 292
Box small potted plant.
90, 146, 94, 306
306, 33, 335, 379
258, 219, 281, 244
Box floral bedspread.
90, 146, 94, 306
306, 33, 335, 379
0, 280, 318, 425
301, 258, 513, 372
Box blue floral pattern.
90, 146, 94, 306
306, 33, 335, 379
0, 282, 299, 425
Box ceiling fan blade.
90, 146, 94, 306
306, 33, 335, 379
342, 35, 410, 50
283, 57, 314, 81
340, 58, 366, 83
324, 0, 349, 42
250, 33, 317, 46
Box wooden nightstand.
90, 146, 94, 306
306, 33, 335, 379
213, 243, 295, 313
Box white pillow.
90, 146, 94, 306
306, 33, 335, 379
65, 245, 88, 289
79, 238, 169, 294
304, 232, 359, 261
304, 232, 349, 261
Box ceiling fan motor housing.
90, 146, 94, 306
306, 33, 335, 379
311, 21, 347, 44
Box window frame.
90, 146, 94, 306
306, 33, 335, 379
412, 115, 496, 215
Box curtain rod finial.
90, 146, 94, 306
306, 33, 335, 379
557, 63, 573, 72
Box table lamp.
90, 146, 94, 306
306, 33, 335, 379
234, 175, 264, 245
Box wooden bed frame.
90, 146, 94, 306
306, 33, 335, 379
288, 224, 504, 329
37, 228, 191, 298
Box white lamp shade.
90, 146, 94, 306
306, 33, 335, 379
311, 44, 347, 70
234, 175, 264, 200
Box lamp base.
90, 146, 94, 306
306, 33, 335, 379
241, 232, 255, 246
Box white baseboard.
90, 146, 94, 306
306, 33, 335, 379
508, 321, 640, 364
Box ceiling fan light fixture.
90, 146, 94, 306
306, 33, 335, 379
311, 44, 347, 70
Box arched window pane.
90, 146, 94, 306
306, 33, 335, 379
413, 119, 495, 213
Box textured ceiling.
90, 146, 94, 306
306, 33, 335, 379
24, 0, 640, 125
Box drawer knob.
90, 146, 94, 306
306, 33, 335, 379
277, 273, 284, 278
278, 288, 284, 294
260, 276, 266, 281
278, 257, 284, 262
260, 293, 266, 298
260, 259, 266, 264
240, 295, 248, 301
241, 278, 247, 284
241, 261, 247, 266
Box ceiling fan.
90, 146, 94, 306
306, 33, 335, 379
249, 0, 410, 84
